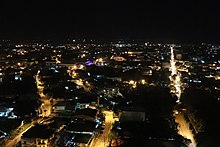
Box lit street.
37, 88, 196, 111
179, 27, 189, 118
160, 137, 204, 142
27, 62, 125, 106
169, 46, 182, 102
4, 134, 22, 147
36, 70, 52, 117
67, 68, 93, 92
175, 112, 196, 147
170, 46, 196, 147
91, 110, 116, 147
3, 122, 33, 147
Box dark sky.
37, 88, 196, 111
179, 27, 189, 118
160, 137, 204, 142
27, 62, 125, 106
1, 0, 220, 42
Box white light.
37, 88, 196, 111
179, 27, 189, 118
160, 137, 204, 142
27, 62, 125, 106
129, 80, 135, 85
141, 79, 146, 84
170, 46, 181, 102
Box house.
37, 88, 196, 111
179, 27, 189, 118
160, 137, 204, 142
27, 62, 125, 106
58, 109, 99, 146
119, 111, 146, 122
75, 102, 90, 110
45, 61, 56, 67
65, 120, 97, 135
0, 106, 13, 118
52, 101, 75, 113
51, 100, 76, 118
65, 133, 93, 147
73, 108, 98, 121
117, 106, 146, 122
63, 119, 97, 146
0, 130, 7, 139
21, 125, 55, 147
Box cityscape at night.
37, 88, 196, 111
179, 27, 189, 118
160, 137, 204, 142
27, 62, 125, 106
1, 1, 220, 147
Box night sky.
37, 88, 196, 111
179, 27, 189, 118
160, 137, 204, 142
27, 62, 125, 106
1, 0, 220, 42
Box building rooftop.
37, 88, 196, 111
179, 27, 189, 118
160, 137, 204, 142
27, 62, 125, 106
22, 124, 55, 139
74, 108, 98, 119
72, 133, 93, 144
66, 120, 96, 133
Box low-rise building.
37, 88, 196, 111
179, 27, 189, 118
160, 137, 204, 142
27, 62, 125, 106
65, 120, 97, 135
21, 125, 55, 147
0, 106, 14, 118
73, 108, 98, 121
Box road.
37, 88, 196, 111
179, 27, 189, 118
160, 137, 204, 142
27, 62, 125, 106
36, 70, 52, 117
91, 110, 116, 147
169, 46, 196, 147
67, 69, 93, 92
170, 46, 182, 102
0, 70, 49, 146
3, 122, 33, 147
4, 134, 22, 147
175, 112, 196, 147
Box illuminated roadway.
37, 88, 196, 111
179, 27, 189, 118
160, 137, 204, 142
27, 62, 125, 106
90, 110, 116, 147
0, 70, 49, 146
175, 112, 196, 147
170, 46, 196, 147
0, 70, 47, 147
170, 46, 182, 102
3, 121, 34, 147
67, 68, 93, 92
36, 70, 52, 117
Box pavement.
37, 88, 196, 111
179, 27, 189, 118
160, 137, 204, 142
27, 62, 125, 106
36, 71, 52, 117
175, 111, 196, 147
90, 110, 116, 147
4, 134, 22, 147
3, 122, 33, 147
40, 97, 52, 117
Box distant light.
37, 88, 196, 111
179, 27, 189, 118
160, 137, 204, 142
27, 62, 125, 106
141, 79, 146, 84
96, 58, 103, 62
129, 80, 137, 88
85, 61, 93, 66
15, 75, 22, 81
129, 80, 135, 85
79, 65, 84, 69
117, 126, 122, 130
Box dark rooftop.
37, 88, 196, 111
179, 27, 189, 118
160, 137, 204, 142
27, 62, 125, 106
22, 124, 55, 139
66, 120, 96, 133
74, 108, 98, 118
72, 133, 93, 144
